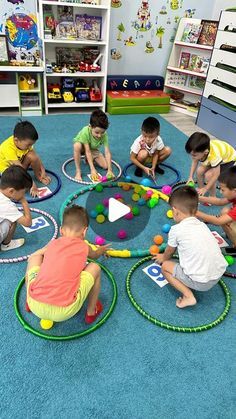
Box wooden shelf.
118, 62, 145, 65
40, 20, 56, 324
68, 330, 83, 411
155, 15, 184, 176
48, 102, 103, 108
174, 41, 213, 51
167, 66, 207, 78
46, 72, 105, 78
41, 1, 109, 10
20, 89, 41, 93
0, 66, 44, 72
44, 39, 106, 46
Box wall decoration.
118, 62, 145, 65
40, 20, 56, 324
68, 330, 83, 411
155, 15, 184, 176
124, 36, 136, 46
159, 6, 167, 15
184, 8, 196, 18
7, 0, 24, 4
134, 0, 152, 32
117, 22, 125, 40
0, 35, 10, 64
5, 13, 38, 50
111, 0, 122, 8
145, 40, 154, 53
156, 26, 165, 48
111, 47, 122, 59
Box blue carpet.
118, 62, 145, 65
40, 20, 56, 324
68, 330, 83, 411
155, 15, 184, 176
0, 114, 235, 419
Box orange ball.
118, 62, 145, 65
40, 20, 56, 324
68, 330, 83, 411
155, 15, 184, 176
122, 184, 130, 191
149, 245, 160, 255
153, 235, 164, 245
117, 198, 124, 203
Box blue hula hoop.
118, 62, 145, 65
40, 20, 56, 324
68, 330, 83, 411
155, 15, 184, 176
26, 169, 62, 203
122, 163, 181, 189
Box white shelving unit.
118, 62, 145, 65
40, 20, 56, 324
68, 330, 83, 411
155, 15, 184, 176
164, 18, 215, 117
38, 0, 110, 114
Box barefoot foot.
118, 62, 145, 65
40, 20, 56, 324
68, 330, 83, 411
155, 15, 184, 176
75, 172, 82, 181
176, 295, 197, 309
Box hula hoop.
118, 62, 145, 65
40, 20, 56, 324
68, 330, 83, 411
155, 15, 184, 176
224, 270, 236, 279
27, 169, 62, 203
0, 208, 58, 264
62, 157, 122, 185
14, 259, 117, 341
123, 163, 181, 189
126, 256, 231, 333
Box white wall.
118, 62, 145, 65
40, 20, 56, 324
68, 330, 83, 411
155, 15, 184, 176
211, 0, 236, 20
108, 0, 216, 76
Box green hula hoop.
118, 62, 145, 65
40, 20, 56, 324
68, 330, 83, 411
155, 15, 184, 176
14, 259, 117, 341
126, 256, 231, 333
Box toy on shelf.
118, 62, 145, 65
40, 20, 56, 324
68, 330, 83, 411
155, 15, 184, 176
62, 77, 75, 92
75, 79, 89, 102
47, 84, 62, 102
19, 74, 36, 91
90, 80, 102, 102
79, 52, 102, 72
62, 91, 74, 103
75, 14, 102, 41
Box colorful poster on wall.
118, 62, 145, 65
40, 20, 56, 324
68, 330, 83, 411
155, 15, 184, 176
0, 0, 40, 64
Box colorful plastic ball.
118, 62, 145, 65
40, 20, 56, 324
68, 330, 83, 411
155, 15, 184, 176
138, 198, 146, 206
124, 212, 134, 220
134, 185, 142, 194
101, 176, 107, 183
96, 214, 105, 224
102, 198, 109, 208
167, 209, 173, 219
149, 245, 160, 255
154, 235, 164, 245
159, 243, 167, 253
150, 197, 159, 206
114, 193, 122, 200
107, 174, 113, 180
95, 204, 105, 214
95, 236, 106, 246
143, 194, 150, 201
225, 255, 235, 266
141, 178, 152, 187
161, 185, 172, 195
132, 193, 140, 202
117, 229, 127, 239
132, 206, 140, 216
162, 223, 171, 233
147, 199, 157, 208
146, 190, 153, 198
40, 319, 53, 330
139, 188, 146, 197
125, 175, 132, 182
95, 184, 103, 192
122, 184, 130, 191
103, 208, 108, 217
90, 210, 98, 219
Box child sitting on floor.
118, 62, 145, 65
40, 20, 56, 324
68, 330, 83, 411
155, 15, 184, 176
197, 166, 236, 249
0, 120, 51, 197
185, 132, 236, 197
73, 110, 114, 182
153, 186, 227, 308
130, 116, 171, 177
26, 205, 110, 325
0, 165, 32, 251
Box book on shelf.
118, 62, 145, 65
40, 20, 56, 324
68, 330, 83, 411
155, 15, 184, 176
198, 20, 218, 46
75, 14, 102, 41
188, 54, 209, 74
181, 23, 202, 44
167, 71, 187, 87
56, 21, 77, 39
58, 6, 74, 22
187, 76, 205, 90
179, 51, 190, 69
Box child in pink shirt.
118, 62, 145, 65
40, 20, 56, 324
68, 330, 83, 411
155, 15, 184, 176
26, 205, 109, 326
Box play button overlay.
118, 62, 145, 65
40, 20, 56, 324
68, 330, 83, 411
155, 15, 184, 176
86, 185, 151, 242
108, 198, 130, 222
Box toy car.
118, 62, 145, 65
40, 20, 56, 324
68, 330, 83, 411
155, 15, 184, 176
48, 85, 62, 101
90, 87, 102, 102
75, 87, 90, 102
78, 61, 101, 72
46, 63, 53, 73
62, 90, 74, 103
61, 77, 75, 90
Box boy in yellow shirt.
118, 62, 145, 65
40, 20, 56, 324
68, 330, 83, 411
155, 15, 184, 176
185, 132, 236, 197
0, 120, 50, 196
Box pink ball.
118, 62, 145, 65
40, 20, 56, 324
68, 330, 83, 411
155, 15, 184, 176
124, 212, 134, 220
101, 176, 107, 183
146, 190, 153, 198
117, 229, 127, 239
95, 236, 106, 246
102, 198, 109, 207
114, 193, 122, 200
161, 185, 172, 195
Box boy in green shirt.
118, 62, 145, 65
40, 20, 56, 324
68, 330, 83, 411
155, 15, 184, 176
73, 110, 114, 181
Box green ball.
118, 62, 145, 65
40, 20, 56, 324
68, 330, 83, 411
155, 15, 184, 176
139, 188, 146, 197
225, 255, 235, 266
95, 184, 103, 192
187, 181, 195, 188
147, 199, 155, 208
107, 174, 112, 180
95, 204, 105, 214
132, 206, 140, 216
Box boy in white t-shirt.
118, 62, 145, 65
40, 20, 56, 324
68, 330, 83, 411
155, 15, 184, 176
154, 186, 227, 308
130, 117, 171, 177
0, 165, 32, 251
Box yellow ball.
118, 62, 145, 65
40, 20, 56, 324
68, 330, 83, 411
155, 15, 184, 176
134, 185, 141, 194
132, 193, 140, 202
167, 210, 173, 219
96, 214, 105, 224
40, 319, 54, 330
122, 184, 130, 191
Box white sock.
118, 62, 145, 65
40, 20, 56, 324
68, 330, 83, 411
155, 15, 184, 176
1, 238, 25, 251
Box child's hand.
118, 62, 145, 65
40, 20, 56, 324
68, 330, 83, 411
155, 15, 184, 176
91, 170, 100, 182
97, 243, 111, 256
39, 173, 51, 185
197, 187, 207, 196
144, 167, 151, 176
106, 170, 115, 179
152, 254, 164, 264
30, 184, 39, 197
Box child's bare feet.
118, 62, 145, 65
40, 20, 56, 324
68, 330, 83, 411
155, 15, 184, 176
75, 171, 82, 181
176, 295, 197, 309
